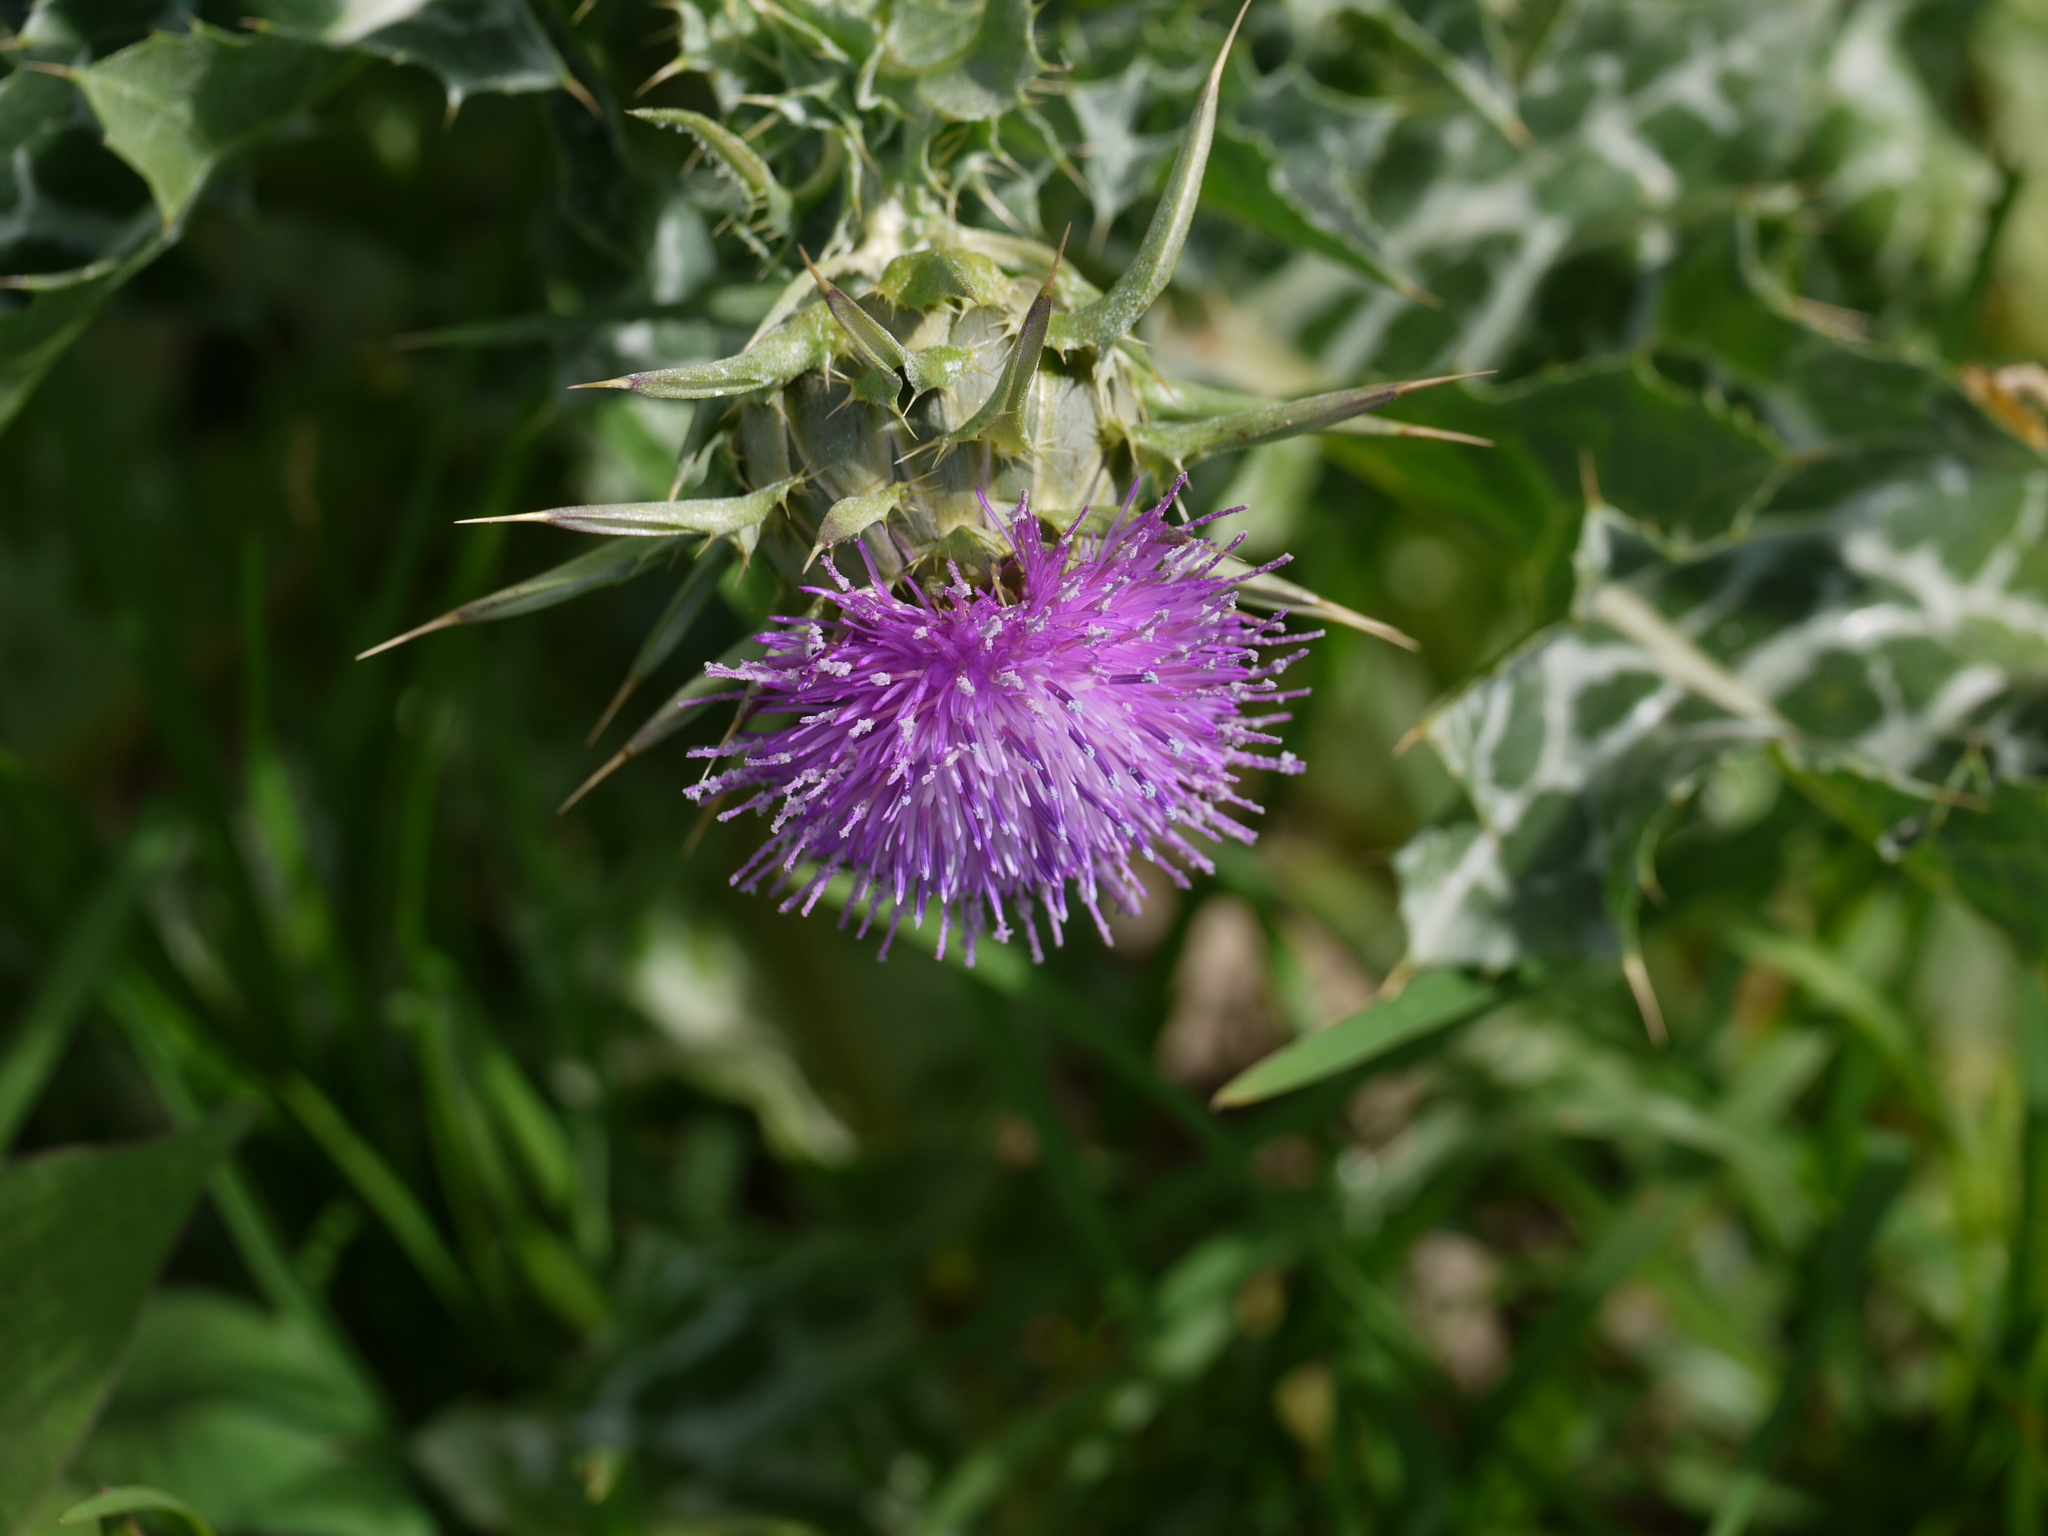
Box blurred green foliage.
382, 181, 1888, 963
6, 0, 2048, 1533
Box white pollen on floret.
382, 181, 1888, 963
849, 717, 877, 737
871, 672, 892, 686
997, 669, 1024, 689
1169, 739, 1184, 757
1142, 670, 1159, 684
913, 625, 930, 639
955, 674, 977, 695
818, 658, 853, 677
1064, 699, 1082, 715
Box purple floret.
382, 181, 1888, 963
686, 487, 1314, 964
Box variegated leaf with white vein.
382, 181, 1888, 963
1401, 444, 2048, 970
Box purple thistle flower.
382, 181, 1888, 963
686, 487, 1315, 965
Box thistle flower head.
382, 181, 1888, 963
686, 488, 1313, 964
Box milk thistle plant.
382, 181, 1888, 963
367, 4, 1468, 958
13, 0, 2048, 1531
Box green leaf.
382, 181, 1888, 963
1896, 786, 2048, 966
59, 1485, 213, 1536
1398, 427, 2048, 969
0, 1109, 254, 1535
400, 971, 607, 1331
70, 1291, 433, 1536
911, 0, 1042, 122
0, 67, 156, 281
1265, 1, 1837, 375
1207, 69, 1423, 300
0, 236, 169, 438
14, 0, 188, 63
1340, 0, 1525, 146
1066, 60, 1173, 237
1794, 771, 2048, 966
75, 27, 343, 225
1329, 356, 1787, 549
250, 0, 569, 107
1806, 0, 1998, 313
1212, 970, 1502, 1107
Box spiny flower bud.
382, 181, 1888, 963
359, 14, 1466, 953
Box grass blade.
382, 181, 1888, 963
1707, 1137, 1911, 1536
0, 818, 178, 1150
1214, 970, 1501, 1107
276, 1073, 480, 1321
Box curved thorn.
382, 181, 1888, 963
1331, 419, 1495, 447
587, 675, 639, 747
356, 615, 457, 660
1047, 0, 1248, 352
559, 748, 631, 813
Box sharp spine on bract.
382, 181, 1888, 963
1126, 373, 1494, 466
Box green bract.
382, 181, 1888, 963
568, 16, 1459, 610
